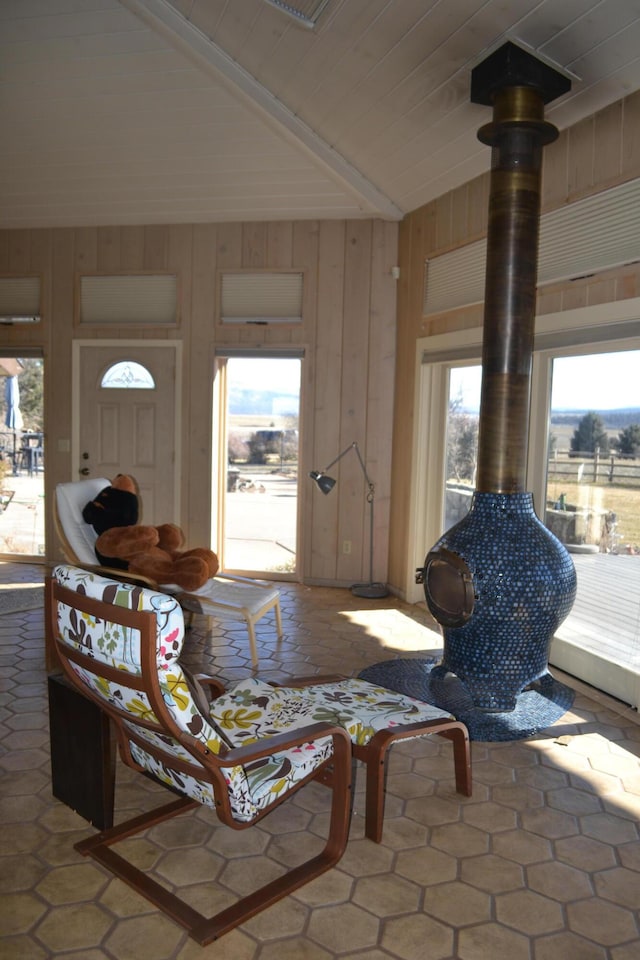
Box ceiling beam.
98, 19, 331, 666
119, 0, 404, 220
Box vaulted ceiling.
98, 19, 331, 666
2, 0, 640, 229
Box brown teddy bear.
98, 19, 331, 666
82, 474, 218, 592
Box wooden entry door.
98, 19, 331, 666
75, 343, 180, 524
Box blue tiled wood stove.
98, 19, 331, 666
420, 44, 577, 712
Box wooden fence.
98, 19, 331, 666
548, 450, 640, 487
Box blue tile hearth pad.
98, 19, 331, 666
358, 658, 575, 742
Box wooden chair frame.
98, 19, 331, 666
47, 577, 352, 946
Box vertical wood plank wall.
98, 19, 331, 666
390, 90, 640, 594
0, 219, 398, 587
3, 90, 639, 595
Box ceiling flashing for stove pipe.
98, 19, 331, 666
471, 42, 571, 494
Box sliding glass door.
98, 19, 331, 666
541, 347, 640, 706
416, 308, 640, 707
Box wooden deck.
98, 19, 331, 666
552, 551, 640, 707
557, 553, 640, 667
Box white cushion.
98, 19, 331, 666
180, 578, 279, 618
56, 478, 110, 565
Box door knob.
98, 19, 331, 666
79, 467, 90, 476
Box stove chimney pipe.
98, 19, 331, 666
471, 43, 569, 492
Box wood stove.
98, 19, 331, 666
418, 44, 577, 712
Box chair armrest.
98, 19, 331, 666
214, 721, 352, 768
193, 675, 227, 701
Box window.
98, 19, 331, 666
80, 276, 177, 325
100, 361, 155, 389
219, 272, 303, 325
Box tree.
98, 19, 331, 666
16, 359, 43, 432
570, 411, 610, 457
446, 393, 478, 483
616, 423, 640, 458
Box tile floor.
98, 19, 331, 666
1, 561, 639, 959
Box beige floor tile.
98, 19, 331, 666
2, 561, 640, 959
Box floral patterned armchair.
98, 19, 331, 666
47, 564, 471, 942
47, 564, 352, 945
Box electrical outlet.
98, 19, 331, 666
342, 540, 352, 555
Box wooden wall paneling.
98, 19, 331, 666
434, 193, 453, 255
168, 223, 193, 332
242, 222, 267, 268
293, 220, 320, 581
8, 230, 30, 273
586, 275, 617, 306
0, 230, 8, 270
466, 173, 489, 240
120, 227, 146, 271
451, 184, 470, 248
594, 101, 623, 187
616, 263, 640, 301
25, 229, 51, 348
168, 224, 193, 523
541, 134, 569, 212
366, 219, 397, 584
187, 224, 218, 548
388, 212, 419, 589
73, 228, 98, 275
537, 287, 563, 317
266, 221, 294, 268
49, 229, 75, 555
97, 227, 122, 273
143, 226, 169, 271
74, 228, 101, 335
213, 222, 243, 345
293, 220, 319, 347
622, 90, 640, 177
567, 116, 595, 199
309, 220, 345, 581
336, 220, 371, 585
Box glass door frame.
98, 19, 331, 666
212, 349, 303, 581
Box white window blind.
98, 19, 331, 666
220, 272, 303, 324
424, 178, 640, 316
80, 275, 177, 325
0, 277, 41, 321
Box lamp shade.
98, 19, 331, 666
309, 470, 336, 495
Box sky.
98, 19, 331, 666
227, 357, 301, 395
226, 352, 639, 411
450, 350, 640, 412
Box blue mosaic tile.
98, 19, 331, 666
424, 492, 577, 712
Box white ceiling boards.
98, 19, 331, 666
2, 0, 640, 228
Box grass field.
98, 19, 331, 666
546, 478, 640, 549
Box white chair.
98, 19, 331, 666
54, 477, 282, 667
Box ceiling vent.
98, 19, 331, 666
262, 0, 331, 28
424, 178, 640, 316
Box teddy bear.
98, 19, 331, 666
81, 474, 219, 592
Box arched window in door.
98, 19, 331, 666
100, 361, 155, 389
